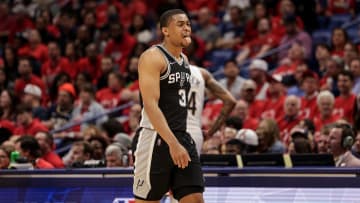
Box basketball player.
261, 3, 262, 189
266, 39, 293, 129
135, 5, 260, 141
133, 9, 204, 203
188, 65, 236, 155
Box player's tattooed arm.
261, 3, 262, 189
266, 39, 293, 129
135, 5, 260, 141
200, 69, 236, 138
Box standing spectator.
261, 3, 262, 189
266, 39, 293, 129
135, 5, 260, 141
104, 23, 136, 73
14, 136, 54, 169
277, 14, 312, 61
13, 104, 48, 136
277, 95, 303, 145
194, 7, 220, 51
313, 91, 341, 132
23, 84, 47, 121
14, 57, 46, 101
333, 70, 356, 123
328, 123, 360, 167
218, 59, 245, 99
248, 59, 269, 100
231, 100, 258, 130
350, 57, 360, 95
41, 41, 71, 88
35, 131, 64, 168
256, 118, 286, 153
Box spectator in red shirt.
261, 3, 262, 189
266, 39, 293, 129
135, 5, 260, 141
244, 2, 269, 41
327, 0, 355, 16
76, 43, 102, 83
41, 41, 71, 88
334, 70, 356, 124
261, 76, 286, 121
236, 17, 279, 65
35, 131, 64, 168
231, 100, 259, 130
14, 57, 46, 101
34, 15, 60, 43
14, 135, 54, 169
97, 56, 118, 90
96, 72, 126, 110
277, 95, 303, 145
64, 41, 80, 79
17, 29, 48, 64
299, 70, 319, 119
14, 104, 48, 136
313, 90, 341, 132
330, 28, 348, 57
248, 59, 270, 100
0, 2, 17, 45
104, 23, 136, 73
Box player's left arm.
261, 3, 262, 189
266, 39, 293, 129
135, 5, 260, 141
200, 68, 236, 138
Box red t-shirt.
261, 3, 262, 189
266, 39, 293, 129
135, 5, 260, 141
35, 158, 55, 169
313, 114, 341, 132
334, 94, 356, 124
14, 74, 47, 99
41, 57, 72, 87
18, 44, 49, 63
261, 95, 285, 120
202, 99, 223, 130
42, 151, 65, 168
104, 34, 137, 73
277, 115, 303, 145
244, 33, 279, 57
76, 56, 102, 82
299, 95, 318, 119
242, 117, 259, 130
96, 88, 123, 109
248, 100, 265, 118
271, 15, 304, 38
327, 0, 355, 14
14, 119, 49, 136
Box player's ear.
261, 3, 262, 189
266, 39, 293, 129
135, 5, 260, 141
162, 27, 169, 37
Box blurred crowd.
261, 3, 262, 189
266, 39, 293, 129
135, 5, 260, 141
0, 0, 360, 169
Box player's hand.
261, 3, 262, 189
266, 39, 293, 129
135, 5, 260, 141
169, 142, 191, 169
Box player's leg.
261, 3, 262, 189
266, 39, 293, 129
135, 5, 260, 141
179, 193, 204, 203
133, 128, 173, 201
135, 199, 160, 203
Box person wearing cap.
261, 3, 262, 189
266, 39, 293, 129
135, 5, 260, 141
248, 59, 270, 100
235, 128, 259, 153
43, 83, 76, 131
288, 127, 312, 154
299, 70, 320, 119
277, 13, 312, 62
23, 84, 47, 121
13, 104, 48, 137
14, 57, 46, 101
239, 79, 264, 118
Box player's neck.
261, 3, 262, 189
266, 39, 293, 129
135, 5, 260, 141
162, 41, 182, 59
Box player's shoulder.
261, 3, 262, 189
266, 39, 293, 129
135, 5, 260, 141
138, 46, 166, 69
140, 46, 162, 59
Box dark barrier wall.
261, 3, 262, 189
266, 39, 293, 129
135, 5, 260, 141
0, 167, 360, 203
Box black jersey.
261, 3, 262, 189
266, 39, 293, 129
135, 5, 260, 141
139, 45, 191, 132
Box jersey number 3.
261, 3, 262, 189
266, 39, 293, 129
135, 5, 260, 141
178, 89, 196, 115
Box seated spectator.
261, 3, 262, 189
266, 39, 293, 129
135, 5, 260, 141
13, 104, 48, 136
17, 29, 48, 65
316, 124, 332, 153
35, 131, 64, 168
248, 59, 269, 100
328, 123, 360, 167
97, 56, 117, 90
352, 130, 360, 158
71, 83, 108, 132
299, 70, 319, 119
128, 14, 153, 44
236, 17, 279, 65
277, 95, 303, 145
288, 128, 312, 154
315, 43, 332, 74
326, 0, 355, 16
76, 43, 102, 83
96, 72, 127, 110
0, 145, 12, 169
88, 136, 108, 161
343, 42, 358, 70
261, 75, 286, 121
215, 6, 244, 49
65, 141, 93, 168
235, 128, 259, 153
243, 2, 270, 41
231, 100, 258, 130
201, 136, 221, 155
105, 143, 127, 167
0, 89, 17, 121
320, 56, 344, 97
14, 135, 54, 169
313, 91, 341, 132
14, 57, 46, 102
256, 118, 286, 153
122, 104, 141, 136
239, 79, 264, 118
194, 7, 220, 51
350, 57, 360, 95
221, 139, 242, 154
218, 59, 245, 99
23, 84, 47, 121
333, 70, 356, 123
220, 116, 243, 144
277, 14, 312, 62
330, 28, 348, 57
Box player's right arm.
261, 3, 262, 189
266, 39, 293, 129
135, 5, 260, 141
138, 48, 190, 169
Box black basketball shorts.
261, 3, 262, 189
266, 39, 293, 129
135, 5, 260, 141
133, 127, 204, 201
